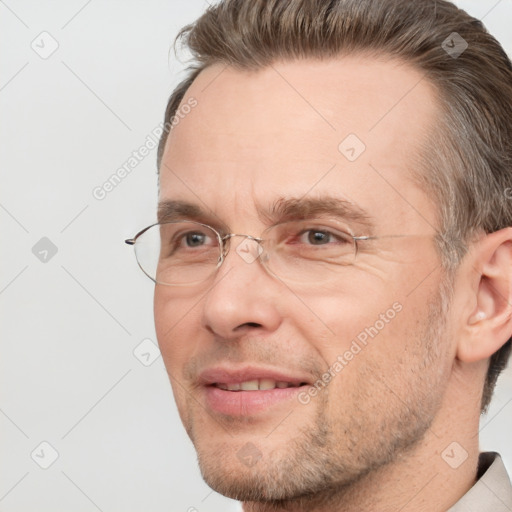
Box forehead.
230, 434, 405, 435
159, 56, 439, 233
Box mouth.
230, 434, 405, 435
213, 379, 308, 391
200, 367, 312, 416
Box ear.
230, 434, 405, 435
457, 227, 512, 363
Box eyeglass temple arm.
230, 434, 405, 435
125, 239, 135, 245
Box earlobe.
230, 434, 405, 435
457, 229, 512, 364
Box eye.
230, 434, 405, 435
182, 232, 209, 247
301, 229, 333, 245
297, 228, 352, 246
158, 223, 220, 262
163, 227, 217, 253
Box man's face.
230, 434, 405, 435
154, 56, 454, 502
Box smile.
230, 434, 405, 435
200, 367, 313, 416
214, 379, 307, 391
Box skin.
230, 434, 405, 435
154, 56, 512, 511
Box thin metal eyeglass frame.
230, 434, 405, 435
124, 220, 378, 286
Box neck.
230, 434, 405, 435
243, 365, 482, 512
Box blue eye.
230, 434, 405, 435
169, 229, 217, 253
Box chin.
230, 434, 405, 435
191, 423, 368, 504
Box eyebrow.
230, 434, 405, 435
261, 196, 375, 233
157, 200, 228, 228
157, 196, 375, 234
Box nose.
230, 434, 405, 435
201, 235, 282, 340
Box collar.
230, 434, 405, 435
448, 452, 512, 511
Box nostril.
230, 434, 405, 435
243, 322, 262, 328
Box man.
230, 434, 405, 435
126, 0, 512, 510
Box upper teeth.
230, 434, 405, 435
216, 379, 299, 391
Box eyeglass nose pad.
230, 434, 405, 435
221, 238, 230, 259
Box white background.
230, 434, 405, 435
1, 1, 511, 511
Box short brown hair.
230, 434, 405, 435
157, 0, 512, 412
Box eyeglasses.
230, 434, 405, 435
125, 220, 419, 286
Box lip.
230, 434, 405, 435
199, 365, 312, 416
199, 366, 312, 387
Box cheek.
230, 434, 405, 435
154, 290, 204, 426
291, 286, 398, 345
154, 288, 202, 371
294, 268, 437, 375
